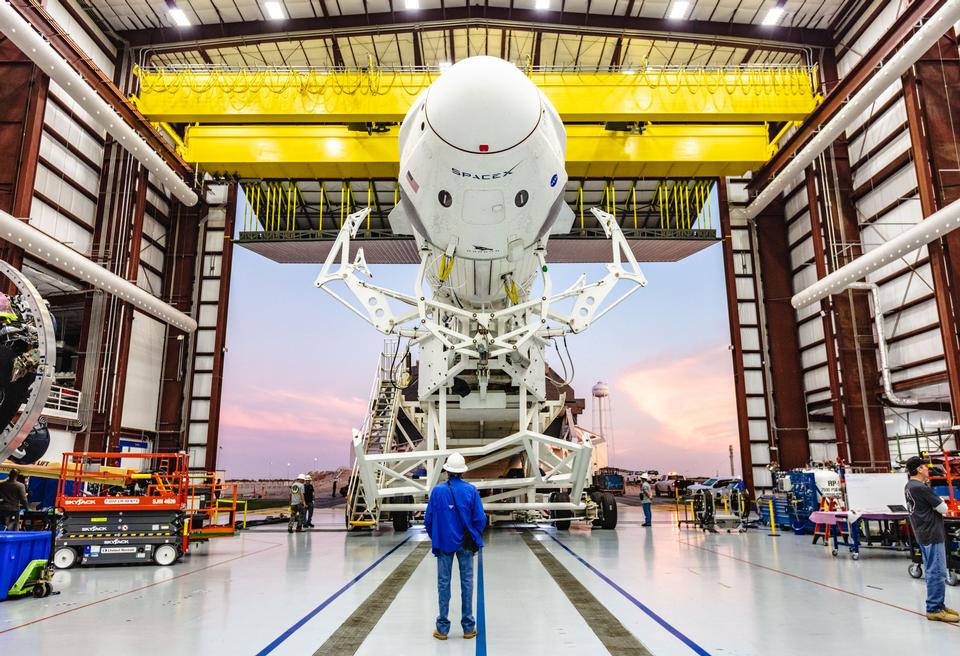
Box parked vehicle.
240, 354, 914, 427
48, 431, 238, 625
593, 468, 626, 496
654, 473, 684, 497
686, 477, 743, 501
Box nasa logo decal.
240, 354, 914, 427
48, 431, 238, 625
550, 174, 558, 187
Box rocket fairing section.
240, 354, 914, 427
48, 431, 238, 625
388, 56, 575, 309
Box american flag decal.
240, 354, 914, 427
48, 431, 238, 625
405, 170, 420, 193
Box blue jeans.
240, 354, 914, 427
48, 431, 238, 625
920, 542, 947, 613
436, 548, 475, 635
642, 501, 652, 525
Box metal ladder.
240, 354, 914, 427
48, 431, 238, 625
345, 340, 404, 529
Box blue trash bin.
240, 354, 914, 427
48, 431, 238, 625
0, 531, 52, 601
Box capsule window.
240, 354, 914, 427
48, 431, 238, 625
438, 190, 453, 207
515, 190, 529, 207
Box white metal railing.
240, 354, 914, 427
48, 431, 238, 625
42, 384, 82, 421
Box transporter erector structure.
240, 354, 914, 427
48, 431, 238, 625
317, 56, 646, 530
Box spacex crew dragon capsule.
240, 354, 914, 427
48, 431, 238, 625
387, 56, 575, 309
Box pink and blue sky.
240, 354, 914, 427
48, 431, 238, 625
219, 244, 740, 479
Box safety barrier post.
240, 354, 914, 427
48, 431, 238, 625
767, 499, 778, 537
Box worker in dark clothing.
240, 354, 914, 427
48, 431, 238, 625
0, 468, 29, 530
904, 455, 957, 623
424, 452, 487, 641
303, 476, 315, 528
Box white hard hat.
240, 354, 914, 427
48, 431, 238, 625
297, 474, 309, 481
443, 452, 468, 473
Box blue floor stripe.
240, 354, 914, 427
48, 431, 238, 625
476, 549, 487, 656
256, 536, 412, 655
547, 535, 711, 656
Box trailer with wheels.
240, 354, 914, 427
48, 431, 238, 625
53, 452, 190, 568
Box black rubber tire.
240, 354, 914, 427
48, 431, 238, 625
392, 511, 410, 532
908, 563, 923, 579
550, 492, 572, 530
600, 492, 618, 529
947, 570, 959, 587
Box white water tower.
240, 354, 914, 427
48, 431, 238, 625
592, 381, 615, 463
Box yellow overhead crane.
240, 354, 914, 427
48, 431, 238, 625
134, 65, 819, 124
134, 64, 817, 181
179, 123, 773, 180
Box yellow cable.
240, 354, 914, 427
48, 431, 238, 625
439, 255, 454, 282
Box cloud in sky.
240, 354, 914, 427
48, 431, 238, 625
603, 345, 740, 477
219, 386, 367, 477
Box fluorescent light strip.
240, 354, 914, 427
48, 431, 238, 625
405, 0, 419, 8
169, 7, 190, 26
264, 1, 285, 19
762, 6, 784, 25
669, 1, 689, 19
536, 0, 550, 9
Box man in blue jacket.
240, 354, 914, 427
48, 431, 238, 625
424, 452, 487, 640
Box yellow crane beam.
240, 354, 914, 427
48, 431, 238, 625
179, 124, 772, 179
135, 66, 818, 124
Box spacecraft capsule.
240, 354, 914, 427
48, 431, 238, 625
389, 56, 573, 308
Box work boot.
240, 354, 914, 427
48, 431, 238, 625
463, 630, 477, 640
946, 607, 960, 618
927, 610, 960, 623
287, 526, 293, 533
432, 630, 448, 641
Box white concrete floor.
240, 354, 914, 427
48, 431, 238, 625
2, 504, 959, 655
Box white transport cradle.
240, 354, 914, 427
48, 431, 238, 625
316, 56, 646, 530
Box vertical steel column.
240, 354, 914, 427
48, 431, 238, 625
903, 30, 960, 420
805, 166, 851, 461
814, 57, 889, 469
0, 38, 48, 269
718, 179, 755, 492
754, 195, 811, 469
204, 183, 238, 471
106, 166, 149, 440
156, 201, 201, 453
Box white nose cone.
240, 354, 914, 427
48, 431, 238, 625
426, 56, 543, 154
388, 55, 572, 307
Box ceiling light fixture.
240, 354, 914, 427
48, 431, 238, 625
405, 0, 420, 8
168, 6, 190, 27
536, 0, 550, 9
762, 1, 786, 26
264, 1, 285, 20
668, 1, 689, 19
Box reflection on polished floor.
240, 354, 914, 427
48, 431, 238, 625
2, 505, 957, 655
